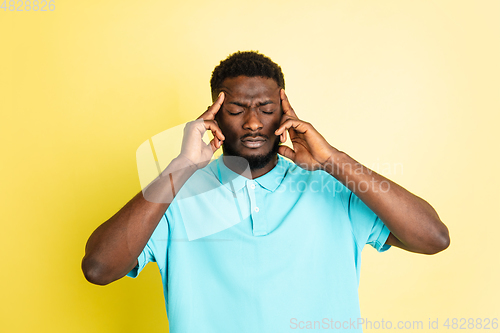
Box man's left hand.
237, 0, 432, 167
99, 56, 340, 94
275, 89, 337, 171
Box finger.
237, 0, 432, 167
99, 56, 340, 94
280, 89, 298, 118
209, 137, 221, 153
278, 113, 296, 125
198, 92, 225, 120
203, 120, 225, 142
275, 118, 309, 136
280, 125, 288, 143
278, 145, 296, 161
277, 113, 296, 142
276, 114, 298, 142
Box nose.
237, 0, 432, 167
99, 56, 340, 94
242, 109, 263, 132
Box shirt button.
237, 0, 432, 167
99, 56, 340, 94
254, 207, 260, 213
250, 183, 256, 189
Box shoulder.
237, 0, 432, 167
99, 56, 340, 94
181, 158, 220, 190
164, 158, 220, 220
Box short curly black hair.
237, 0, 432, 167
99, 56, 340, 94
210, 51, 285, 99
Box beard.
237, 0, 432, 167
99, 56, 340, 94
222, 136, 281, 171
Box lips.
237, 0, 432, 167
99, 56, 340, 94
241, 136, 266, 149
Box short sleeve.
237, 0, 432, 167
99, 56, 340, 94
342, 190, 391, 252
126, 214, 170, 278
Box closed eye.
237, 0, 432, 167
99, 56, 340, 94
261, 109, 276, 114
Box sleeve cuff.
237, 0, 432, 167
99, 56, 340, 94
374, 224, 392, 253
126, 251, 147, 278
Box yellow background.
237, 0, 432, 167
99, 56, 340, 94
1, 1, 499, 332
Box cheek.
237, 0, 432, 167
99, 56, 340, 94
217, 116, 239, 139
215, 113, 228, 131
269, 114, 283, 131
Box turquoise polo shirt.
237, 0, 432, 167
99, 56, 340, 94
128, 155, 391, 332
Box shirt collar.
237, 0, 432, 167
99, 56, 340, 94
254, 155, 288, 192
211, 155, 288, 193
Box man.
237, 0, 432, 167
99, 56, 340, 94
82, 51, 449, 332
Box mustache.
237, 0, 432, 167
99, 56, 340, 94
240, 133, 269, 140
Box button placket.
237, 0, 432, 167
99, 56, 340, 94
247, 180, 267, 236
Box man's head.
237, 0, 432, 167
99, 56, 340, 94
210, 51, 285, 174
210, 51, 285, 100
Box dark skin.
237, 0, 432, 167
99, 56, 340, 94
82, 75, 449, 286
214, 76, 282, 178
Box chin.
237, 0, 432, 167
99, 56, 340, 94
223, 139, 280, 171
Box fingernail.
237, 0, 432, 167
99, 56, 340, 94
218, 91, 223, 98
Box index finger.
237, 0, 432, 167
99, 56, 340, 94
198, 92, 225, 120
280, 89, 297, 118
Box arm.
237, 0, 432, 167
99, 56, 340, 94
81, 158, 195, 286
275, 90, 449, 255
324, 151, 449, 254
81, 93, 226, 285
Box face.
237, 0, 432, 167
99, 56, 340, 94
214, 76, 282, 174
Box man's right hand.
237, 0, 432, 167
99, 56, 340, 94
180, 92, 225, 168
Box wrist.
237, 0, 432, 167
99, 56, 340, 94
322, 149, 348, 176
143, 155, 199, 204
174, 154, 198, 169
157, 155, 199, 181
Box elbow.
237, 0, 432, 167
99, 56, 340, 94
81, 256, 114, 286
423, 223, 450, 255
439, 227, 451, 251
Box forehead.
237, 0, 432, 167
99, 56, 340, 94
221, 76, 280, 101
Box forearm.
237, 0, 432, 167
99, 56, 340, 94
325, 149, 449, 254
82, 155, 197, 285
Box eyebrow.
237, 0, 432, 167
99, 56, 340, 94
228, 100, 274, 107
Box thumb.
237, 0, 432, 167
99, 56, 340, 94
278, 145, 296, 162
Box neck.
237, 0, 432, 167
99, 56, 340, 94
250, 155, 278, 179
222, 154, 278, 179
